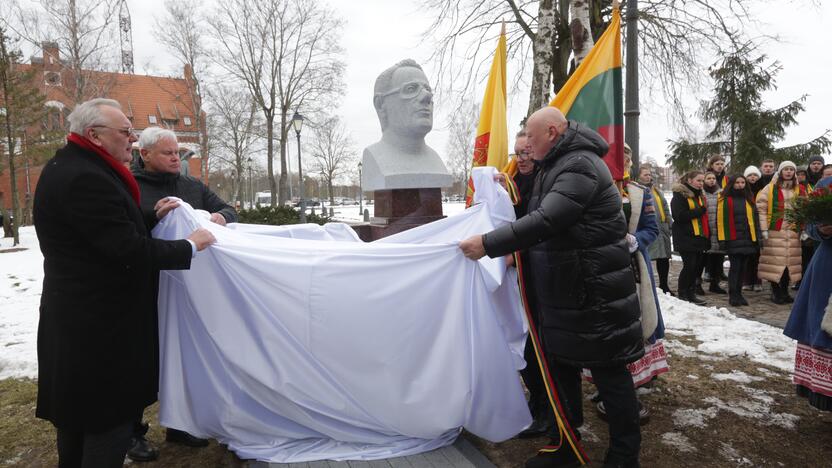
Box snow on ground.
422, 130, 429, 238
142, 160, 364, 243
661, 432, 697, 453
0, 217, 798, 384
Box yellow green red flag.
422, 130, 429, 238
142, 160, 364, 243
465, 24, 508, 207
550, 6, 624, 180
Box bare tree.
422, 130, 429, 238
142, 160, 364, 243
309, 116, 356, 206
208, 0, 345, 207
4, 0, 119, 104
155, 0, 211, 182
569, 0, 593, 67
444, 98, 479, 196
206, 84, 262, 207
421, 0, 764, 124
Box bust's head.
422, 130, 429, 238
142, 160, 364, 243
373, 59, 433, 138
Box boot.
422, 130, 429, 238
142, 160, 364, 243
779, 275, 794, 303
165, 428, 209, 447
709, 282, 727, 294
687, 286, 706, 305
729, 295, 744, 307
525, 443, 582, 468
695, 278, 706, 296
770, 282, 786, 305
127, 422, 159, 462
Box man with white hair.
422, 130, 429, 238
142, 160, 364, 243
33, 98, 215, 468
125, 126, 236, 461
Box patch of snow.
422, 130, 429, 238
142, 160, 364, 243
577, 421, 601, 443
661, 432, 697, 453
712, 371, 764, 383
719, 442, 754, 466
687, 374, 700, 380
703, 397, 799, 429
636, 387, 654, 396
756, 367, 780, 377
672, 407, 718, 428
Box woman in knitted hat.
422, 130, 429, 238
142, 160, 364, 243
755, 160, 807, 303
742, 165, 764, 292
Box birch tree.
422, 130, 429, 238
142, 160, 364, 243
444, 98, 479, 195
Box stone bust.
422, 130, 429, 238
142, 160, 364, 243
362, 59, 453, 192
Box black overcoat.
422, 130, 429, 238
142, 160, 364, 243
33, 141, 193, 432
483, 122, 643, 368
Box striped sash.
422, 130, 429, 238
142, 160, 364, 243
717, 196, 757, 242
687, 195, 709, 238
651, 187, 666, 223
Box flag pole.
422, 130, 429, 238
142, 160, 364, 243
623, 0, 640, 174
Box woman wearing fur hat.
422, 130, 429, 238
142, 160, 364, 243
755, 161, 807, 304
783, 175, 832, 411
671, 171, 709, 304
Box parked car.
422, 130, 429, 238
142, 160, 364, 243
341, 198, 358, 205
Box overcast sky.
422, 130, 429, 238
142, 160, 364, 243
125, 0, 830, 169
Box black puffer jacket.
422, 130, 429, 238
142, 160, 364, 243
670, 182, 710, 253
718, 194, 762, 255
132, 168, 237, 229
483, 122, 642, 368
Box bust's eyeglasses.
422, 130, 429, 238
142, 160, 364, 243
92, 125, 136, 137
378, 81, 433, 100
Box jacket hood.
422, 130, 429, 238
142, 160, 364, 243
542, 121, 609, 165
672, 182, 697, 198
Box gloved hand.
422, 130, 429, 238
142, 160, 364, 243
800, 231, 809, 242
762, 231, 769, 240
626, 233, 639, 253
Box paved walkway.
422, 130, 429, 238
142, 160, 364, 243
665, 258, 793, 329
245, 438, 495, 468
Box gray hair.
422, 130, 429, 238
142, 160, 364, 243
139, 126, 178, 150
67, 98, 121, 134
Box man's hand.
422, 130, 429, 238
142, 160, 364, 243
494, 173, 507, 190
505, 254, 515, 268
459, 235, 486, 260
188, 228, 216, 251
210, 213, 227, 226
155, 197, 180, 220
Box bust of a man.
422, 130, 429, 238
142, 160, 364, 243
362, 59, 452, 191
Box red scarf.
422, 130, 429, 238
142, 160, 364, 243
67, 133, 140, 205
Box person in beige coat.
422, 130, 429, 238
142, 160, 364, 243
756, 160, 807, 304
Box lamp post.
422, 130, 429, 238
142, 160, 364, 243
247, 157, 253, 208
358, 161, 363, 216
292, 111, 306, 223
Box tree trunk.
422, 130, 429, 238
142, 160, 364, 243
528, 0, 556, 113
278, 110, 289, 206
569, 0, 594, 67
5, 142, 20, 246
266, 112, 276, 206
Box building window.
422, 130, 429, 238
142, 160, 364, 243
183, 116, 192, 126
148, 115, 157, 124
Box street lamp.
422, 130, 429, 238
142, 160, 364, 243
358, 161, 363, 216
292, 111, 306, 223
247, 157, 253, 208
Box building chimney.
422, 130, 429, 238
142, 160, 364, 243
42, 41, 60, 70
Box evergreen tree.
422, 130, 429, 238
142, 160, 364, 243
0, 26, 47, 245
668, 43, 830, 174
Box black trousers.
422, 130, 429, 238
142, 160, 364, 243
549, 359, 641, 465
654, 258, 670, 290
56, 420, 134, 468
801, 243, 816, 280
706, 253, 725, 283
727, 254, 748, 299
678, 251, 705, 296
743, 252, 761, 286
521, 337, 552, 420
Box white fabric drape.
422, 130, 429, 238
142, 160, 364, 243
154, 167, 531, 462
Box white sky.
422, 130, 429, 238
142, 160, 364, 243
123, 1, 830, 167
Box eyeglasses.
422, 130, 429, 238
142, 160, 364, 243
378, 81, 433, 99
511, 151, 531, 161
92, 125, 136, 137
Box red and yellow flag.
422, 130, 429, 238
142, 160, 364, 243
465, 24, 508, 207
550, 6, 624, 180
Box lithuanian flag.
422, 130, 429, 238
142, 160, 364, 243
465, 24, 508, 207
550, 6, 624, 180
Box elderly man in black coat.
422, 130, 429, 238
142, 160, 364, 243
33, 98, 215, 468
460, 107, 642, 468
124, 126, 237, 460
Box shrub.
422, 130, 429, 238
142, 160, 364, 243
237, 205, 330, 226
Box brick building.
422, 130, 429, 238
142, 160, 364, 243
0, 42, 207, 217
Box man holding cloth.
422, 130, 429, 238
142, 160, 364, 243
460, 106, 642, 468
33, 98, 215, 467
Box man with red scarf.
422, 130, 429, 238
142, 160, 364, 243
33, 98, 215, 467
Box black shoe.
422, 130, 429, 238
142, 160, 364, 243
684, 293, 706, 305
660, 286, 675, 296
127, 436, 159, 462
784, 294, 794, 304
770, 291, 786, 305
740, 296, 749, 306
709, 284, 727, 294
518, 416, 554, 439
596, 401, 650, 425
729, 297, 743, 307
695, 285, 706, 296
165, 428, 210, 447
525, 445, 582, 468
792, 281, 800, 291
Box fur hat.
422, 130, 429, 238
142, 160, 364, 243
743, 165, 761, 178
809, 155, 825, 166
778, 160, 797, 173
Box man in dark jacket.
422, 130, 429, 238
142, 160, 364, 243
33, 98, 215, 468
460, 107, 642, 468
126, 127, 237, 460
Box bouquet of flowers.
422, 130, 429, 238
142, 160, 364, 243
785, 185, 832, 232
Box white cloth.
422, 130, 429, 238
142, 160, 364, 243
153, 167, 531, 463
